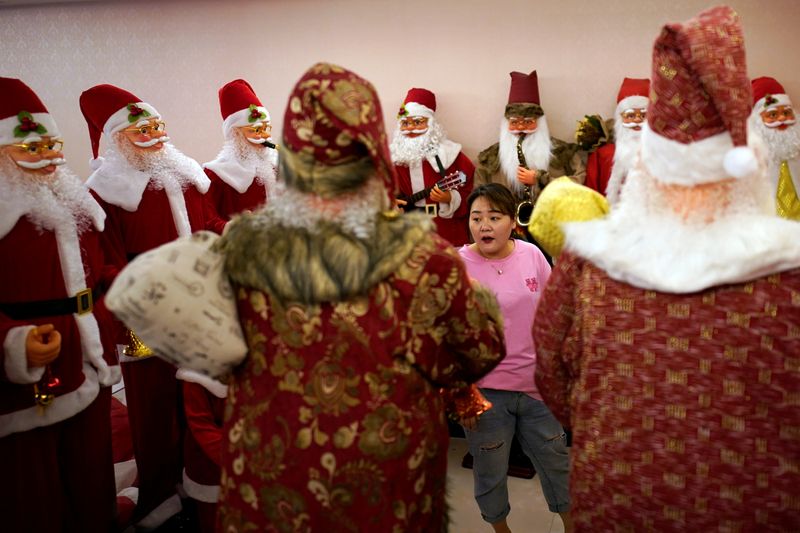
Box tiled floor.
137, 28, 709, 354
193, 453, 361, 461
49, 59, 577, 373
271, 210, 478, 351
447, 438, 565, 533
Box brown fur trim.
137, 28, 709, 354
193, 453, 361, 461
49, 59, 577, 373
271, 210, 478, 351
215, 211, 435, 305
474, 143, 500, 185
281, 147, 373, 198
504, 103, 543, 119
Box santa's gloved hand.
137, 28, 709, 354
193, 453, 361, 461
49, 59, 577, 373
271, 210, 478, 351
516, 167, 538, 186
26, 324, 61, 367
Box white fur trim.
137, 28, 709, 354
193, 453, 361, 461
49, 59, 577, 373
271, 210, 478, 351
564, 205, 800, 294
136, 493, 182, 530
426, 139, 461, 171
3, 325, 45, 384
222, 107, 270, 140
86, 164, 151, 212
204, 147, 277, 194
615, 96, 649, 116
115, 459, 138, 493
117, 486, 139, 505
0, 112, 60, 146
724, 146, 759, 179
163, 180, 192, 237
403, 102, 434, 120
182, 469, 219, 503
641, 123, 736, 185
176, 367, 228, 398
103, 103, 160, 136
754, 93, 791, 112
409, 162, 426, 208
0, 362, 100, 438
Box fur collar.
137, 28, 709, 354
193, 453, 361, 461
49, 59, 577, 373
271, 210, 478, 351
217, 211, 435, 304
426, 139, 461, 171
204, 148, 278, 194
0, 183, 105, 239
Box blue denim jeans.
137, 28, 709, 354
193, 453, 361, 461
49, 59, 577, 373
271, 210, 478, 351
463, 388, 570, 523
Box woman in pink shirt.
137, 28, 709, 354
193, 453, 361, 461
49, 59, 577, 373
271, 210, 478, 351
458, 183, 572, 533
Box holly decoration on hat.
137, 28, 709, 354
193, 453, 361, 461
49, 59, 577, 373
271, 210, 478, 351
248, 104, 266, 123
397, 105, 409, 119
764, 94, 778, 109
13, 111, 47, 138
127, 103, 152, 123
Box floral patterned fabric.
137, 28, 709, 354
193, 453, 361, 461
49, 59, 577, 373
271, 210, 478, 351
533, 250, 800, 531
218, 236, 504, 532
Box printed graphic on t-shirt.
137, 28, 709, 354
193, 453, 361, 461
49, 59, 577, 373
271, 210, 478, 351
526, 277, 539, 292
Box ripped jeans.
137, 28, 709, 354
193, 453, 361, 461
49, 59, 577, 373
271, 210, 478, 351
463, 388, 570, 523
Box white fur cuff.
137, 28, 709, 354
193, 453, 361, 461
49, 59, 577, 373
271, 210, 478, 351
437, 189, 461, 218
3, 325, 45, 384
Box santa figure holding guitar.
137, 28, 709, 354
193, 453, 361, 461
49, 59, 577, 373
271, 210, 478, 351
390, 88, 474, 246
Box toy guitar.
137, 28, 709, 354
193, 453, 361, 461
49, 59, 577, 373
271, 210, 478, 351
399, 171, 467, 206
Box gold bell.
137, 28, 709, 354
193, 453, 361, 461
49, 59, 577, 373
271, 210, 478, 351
123, 329, 154, 358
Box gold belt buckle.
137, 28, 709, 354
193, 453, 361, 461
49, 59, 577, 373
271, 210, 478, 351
76, 288, 93, 315
424, 204, 438, 217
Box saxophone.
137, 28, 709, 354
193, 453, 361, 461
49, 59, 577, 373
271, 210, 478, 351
514, 133, 536, 226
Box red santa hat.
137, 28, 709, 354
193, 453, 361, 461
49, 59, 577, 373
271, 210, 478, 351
615, 77, 650, 115
398, 88, 436, 119
0, 77, 61, 146
79, 84, 161, 160
505, 70, 543, 118
218, 79, 270, 139
640, 5, 757, 185
751, 76, 792, 112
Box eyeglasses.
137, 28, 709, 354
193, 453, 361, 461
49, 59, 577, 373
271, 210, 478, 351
762, 106, 795, 122
124, 120, 167, 136
508, 117, 538, 128
399, 117, 428, 128
243, 123, 272, 135
620, 109, 647, 121
11, 140, 64, 154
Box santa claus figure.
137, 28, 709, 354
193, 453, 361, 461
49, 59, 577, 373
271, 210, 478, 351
475, 70, 585, 212
204, 79, 279, 219
748, 76, 800, 220
533, 6, 800, 531
584, 77, 650, 205
80, 83, 224, 528
390, 88, 474, 246
0, 77, 119, 532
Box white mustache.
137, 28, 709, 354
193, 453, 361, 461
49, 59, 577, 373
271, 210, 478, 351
246, 136, 273, 145
133, 136, 170, 148
401, 129, 428, 135
765, 119, 797, 129
512, 128, 537, 135
16, 157, 66, 169
621, 122, 644, 129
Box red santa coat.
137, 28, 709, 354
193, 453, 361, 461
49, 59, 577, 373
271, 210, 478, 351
584, 143, 615, 196
88, 165, 224, 526
0, 201, 119, 532
204, 168, 267, 220
533, 250, 800, 531
394, 140, 474, 246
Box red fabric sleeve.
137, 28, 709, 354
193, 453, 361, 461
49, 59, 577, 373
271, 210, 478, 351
182, 381, 224, 466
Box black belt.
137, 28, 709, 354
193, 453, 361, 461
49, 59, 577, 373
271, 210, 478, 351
0, 288, 96, 320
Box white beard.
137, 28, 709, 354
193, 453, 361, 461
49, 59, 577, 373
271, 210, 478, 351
0, 158, 97, 234
389, 118, 446, 166
606, 121, 643, 205
109, 135, 206, 192
212, 135, 278, 188
498, 116, 552, 194
749, 115, 800, 164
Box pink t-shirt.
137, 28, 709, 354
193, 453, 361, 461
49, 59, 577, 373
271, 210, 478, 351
459, 240, 551, 398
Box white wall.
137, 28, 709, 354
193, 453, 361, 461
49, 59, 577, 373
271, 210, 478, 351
2, 0, 799, 179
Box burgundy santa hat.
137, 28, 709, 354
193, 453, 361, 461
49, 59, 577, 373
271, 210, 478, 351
398, 88, 436, 120
505, 70, 543, 119
751, 76, 792, 113
615, 77, 650, 116
218, 79, 270, 139
79, 84, 160, 164
0, 77, 61, 146
641, 5, 758, 185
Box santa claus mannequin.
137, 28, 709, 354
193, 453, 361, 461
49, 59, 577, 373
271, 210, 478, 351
584, 77, 650, 205
176, 368, 227, 533
390, 88, 474, 246
0, 77, 119, 532
533, 6, 800, 530
475, 71, 585, 212
748, 76, 800, 220
204, 79, 279, 219
80, 83, 224, 528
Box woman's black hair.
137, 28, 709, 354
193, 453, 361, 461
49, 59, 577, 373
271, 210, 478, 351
466, 183, 517, 218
